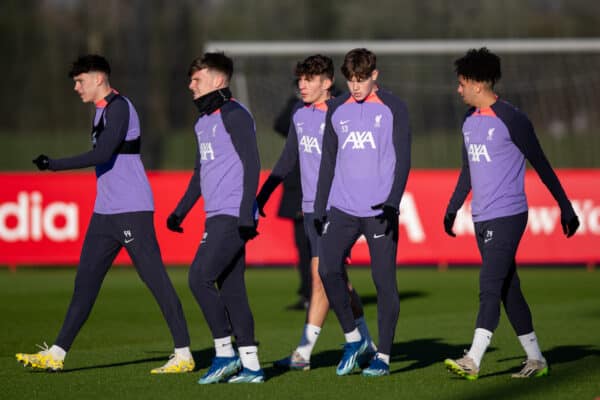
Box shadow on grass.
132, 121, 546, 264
483, 344, 600, 378
445, 345, 600, 400
391, 338, 497, 375
265, 337, 484, 378
58, 347, 214, 373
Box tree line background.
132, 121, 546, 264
2, 0, 599, 169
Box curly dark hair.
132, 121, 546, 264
341, 48, 376, 80
294, 54, 334, 80
68, 54, 111, 78
454, 47, 502, 87
188, 52, 233, 80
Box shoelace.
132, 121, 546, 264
35, 342, 50, 353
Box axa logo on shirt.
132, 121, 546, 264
468, 143, 491, 162
0, 191, 78, 242
299, 135, 321, 154
200, 142, 215, 161
342, 131, 376, 150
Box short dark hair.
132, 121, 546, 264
68, 54, 111, 78
454, 47, 502, 87
341, 48, 376, 80
188, 52, 233, 80
295, 54, 334, 81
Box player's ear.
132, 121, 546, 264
371, 69, 379, 81
213, 72, 227, 89
95, 71, 107, 87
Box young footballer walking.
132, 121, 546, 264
256, 54, 377, 371
17, 55, 193, 374
443, 47, 580, 380
167, 52, 264, 384
313, 48, 412, 377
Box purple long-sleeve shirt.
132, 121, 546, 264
173, 98, 260, 227
263, 100, 327, 213
314, 89, 411, 218
48, 91, 154, 214
446, 99, 576, 222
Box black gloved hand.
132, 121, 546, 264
314, 215, 327, 236
239, 225, 259, 241
32, 154, 50, 171
256, 196, 267, 218
444, 212, 457, 237
166, 213, 184, 233
371, 203, 399, 235
561, 214, 579, 238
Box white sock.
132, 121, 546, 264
518, 331, 544, 361
344, 328, 362, 343
174, 346, 192, 359
375, 352, 390, 365
296, 324, 321, 360
238, 345, 261, 371
467, 328, 493, 368
355, 317, 377, 352
214, 336, 235, 358
49, 345, 66, 361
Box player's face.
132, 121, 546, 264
346, 70, 379, 101
457, 75, 479, 107
297, 74, 332, 105
189, 68, 221, 99
73, 72, 101, 103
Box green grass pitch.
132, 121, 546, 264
1, 267, 599, 399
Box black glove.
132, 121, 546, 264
239, 225, 259, 241
256, 175, 282, 218
561, 214, 579, 238
444, 212, 457, 237
256, 196, 267, 218
314, 215, 327, 236
371, 203, 399, 236
32, 154, 50, 171
166, 213, 184, 233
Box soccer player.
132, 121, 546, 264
443, 47, 580, 380
256, 54, 377, 371
166, 52, 264, 384
313, 48, 411, 376
272, 92, 312, 310
16, 54, 194, 374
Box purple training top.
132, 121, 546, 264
48, 91, 154, 214
446, 99, 576, 223
314, 89, 411, 218
174, 98, 260, 227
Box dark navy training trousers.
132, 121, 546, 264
55, 211, 190, 351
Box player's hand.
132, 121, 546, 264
444, 212, 457, 237
32, 154, 50, 171
256, 197, 267, 218
314, 216, 327, 236
371, 203, 399, 235
166, 213, 184, 233
561, 214, 579, 238
239, 225, 259, 241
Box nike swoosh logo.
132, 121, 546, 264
124, 238, 134, 244
340, 120, 351, 124
373, 234, 385, 239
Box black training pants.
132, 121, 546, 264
318, 207, 400, 356
55, 212, 190, 351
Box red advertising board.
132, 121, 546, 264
0, 170, 598, 267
